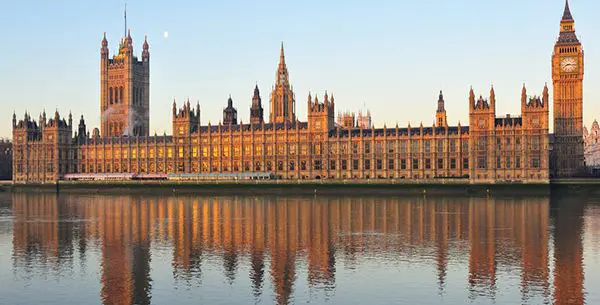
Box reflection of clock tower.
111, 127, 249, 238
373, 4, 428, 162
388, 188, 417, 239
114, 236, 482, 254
552, 0, 584, 177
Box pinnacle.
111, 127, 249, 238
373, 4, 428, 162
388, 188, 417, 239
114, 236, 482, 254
562, 0, 574, 21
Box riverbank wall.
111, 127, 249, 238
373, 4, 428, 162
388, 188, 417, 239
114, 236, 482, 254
3, 178, 599, 196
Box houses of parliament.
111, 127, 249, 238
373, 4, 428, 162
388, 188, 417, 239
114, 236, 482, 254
11, 2, 585, 184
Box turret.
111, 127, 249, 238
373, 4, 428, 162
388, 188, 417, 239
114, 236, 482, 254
142, 35, 149, 62
542, 83, 549, 106
68, 111, 73, 129
101, 32, 109, 59
223, 95, 238, 125
250, 84, 264, 125
469, 87, 475, 109
436, 90, 447, 127
12, 112, 16, 128
78, 115, 87, 144
521, 84, 527, 107
489, 86, 496, 109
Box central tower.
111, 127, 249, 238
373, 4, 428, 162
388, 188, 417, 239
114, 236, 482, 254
552, 0, 584, 177
269, 43, 296, 124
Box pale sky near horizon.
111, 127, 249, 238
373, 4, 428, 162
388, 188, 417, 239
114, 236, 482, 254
0, 0, 599, 139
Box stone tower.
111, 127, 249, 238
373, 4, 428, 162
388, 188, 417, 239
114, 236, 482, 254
250, 85, 264, 125
436, 90, 448, 127
468, 87, 496, 183
100, 14, 150, 137
552, 0, 584, 177
269, 43, 296, 124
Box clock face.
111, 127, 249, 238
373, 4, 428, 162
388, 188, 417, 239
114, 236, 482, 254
561, 56, 578, 72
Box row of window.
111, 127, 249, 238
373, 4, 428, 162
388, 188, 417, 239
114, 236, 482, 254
476, 156, 541, 169
108, 86, 144, 105
80, 158, 471, 173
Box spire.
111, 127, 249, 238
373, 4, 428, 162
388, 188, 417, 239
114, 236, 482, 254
469, 87, 475, 107
437, 90, 445, 112
543, 82, 549, 106
280, 41, 285, 65
124, 1, 128, 38
562, 0, 573, 21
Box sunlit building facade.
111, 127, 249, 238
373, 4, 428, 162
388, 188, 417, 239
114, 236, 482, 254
14, 3, 592, 184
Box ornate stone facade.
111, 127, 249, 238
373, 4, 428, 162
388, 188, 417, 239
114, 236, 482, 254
16, 4, 590, 184
584, 120, 600, 167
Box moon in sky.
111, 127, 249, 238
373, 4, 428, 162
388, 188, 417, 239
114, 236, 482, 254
163, 31, 169, 39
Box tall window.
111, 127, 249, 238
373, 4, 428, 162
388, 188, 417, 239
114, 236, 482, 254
119, 87, 124, 104
477, 137, 487, 151
109, 88, 114, 105
462, 141, 469, 152
477, 156, 486, 169
449, 139, 456, 153
424, 140, 431, 153
411, 140, 419, 153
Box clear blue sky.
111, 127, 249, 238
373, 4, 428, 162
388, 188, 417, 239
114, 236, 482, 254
1, 0, 598, 138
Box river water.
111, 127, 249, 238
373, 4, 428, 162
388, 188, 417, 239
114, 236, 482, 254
0, 190, 599, 305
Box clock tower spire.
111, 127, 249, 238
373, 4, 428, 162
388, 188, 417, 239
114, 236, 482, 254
552, 0, 584, 177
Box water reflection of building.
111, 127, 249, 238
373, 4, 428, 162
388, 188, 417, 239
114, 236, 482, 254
551, 191, 585, 305
9, 193, 585, 304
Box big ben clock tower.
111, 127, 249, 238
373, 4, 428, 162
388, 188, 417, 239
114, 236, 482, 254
552, 0, 584, 177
